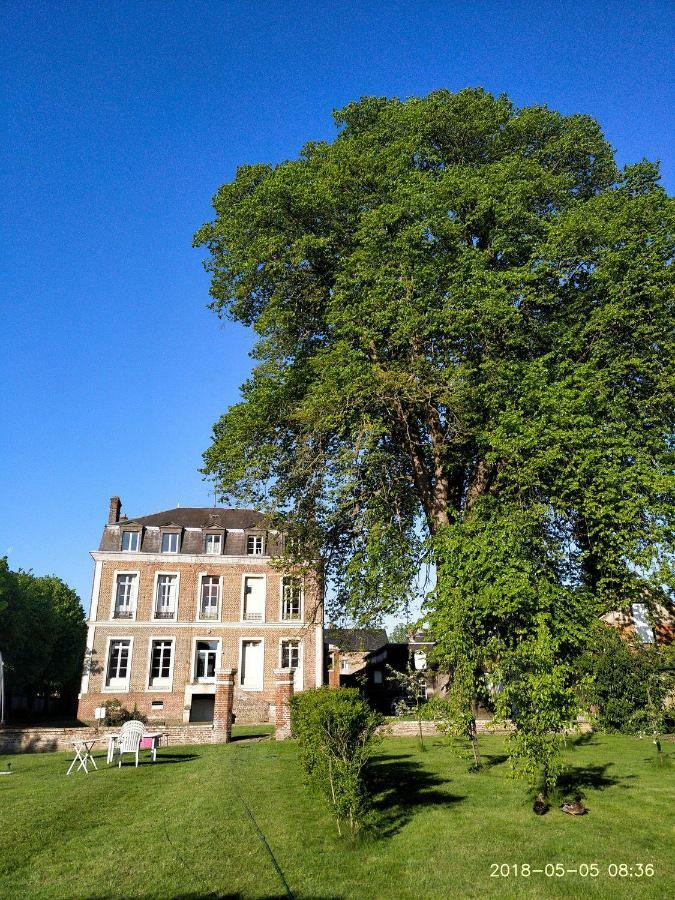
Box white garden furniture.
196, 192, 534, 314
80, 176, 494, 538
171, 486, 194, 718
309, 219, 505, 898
116, 720, 144, 767
66, 738, 98, 775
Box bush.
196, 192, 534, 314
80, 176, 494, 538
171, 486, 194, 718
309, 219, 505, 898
290, 687, 382, 835
102, 699, 148, 727
577, 627, 675, 735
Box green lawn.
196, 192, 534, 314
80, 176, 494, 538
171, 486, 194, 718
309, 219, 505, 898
0, 732, 673, 899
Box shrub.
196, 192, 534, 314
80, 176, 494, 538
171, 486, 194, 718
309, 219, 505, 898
102, 699, 148, 727
290, 687, 382, 835
577, 626, 675, 735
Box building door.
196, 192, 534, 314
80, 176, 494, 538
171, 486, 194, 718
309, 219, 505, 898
240, 640, 264, 691
189, 694, 215, 723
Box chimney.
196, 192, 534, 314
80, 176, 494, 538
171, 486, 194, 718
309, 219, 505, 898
108, 496, 122, 524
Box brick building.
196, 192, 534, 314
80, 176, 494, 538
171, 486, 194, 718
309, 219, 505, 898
77, 498, 323, 725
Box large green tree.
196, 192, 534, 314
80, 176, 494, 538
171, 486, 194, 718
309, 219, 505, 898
0, 558, 86, 716
195, 90, 673, 781
196, 88, 672, 607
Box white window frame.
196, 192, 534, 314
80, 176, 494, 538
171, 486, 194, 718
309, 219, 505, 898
196, 573, 222, 622
246, 534, 265, 556
204, 532, 223, 555
152, 571, 181, 621
103, 635, 133, 692
279, 639, 303, 691
109, 571, 139, 621
146, 636, 175, 691
191, 636, 221, 684
240, 573, 267, 623
280, 575, 303, 622
121, 530, 140, 552
340, 659, 349, 672
160, 531, 180, 554
631, 603, 655, 644
239, 637, 265, 692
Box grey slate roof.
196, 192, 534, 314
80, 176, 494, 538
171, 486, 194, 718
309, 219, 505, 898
324, 628, 389, 653
120, 507, 263, 529
99, 507, 269, 553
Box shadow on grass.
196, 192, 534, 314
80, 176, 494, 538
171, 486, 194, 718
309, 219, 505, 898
558, 762, 631, 794
116, 753, 200, 767
482, 753, 508, 768
569, 731, 596, 748
368, 753, 465, 839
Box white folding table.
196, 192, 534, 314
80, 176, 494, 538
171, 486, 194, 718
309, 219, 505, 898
66, 738, 98, 775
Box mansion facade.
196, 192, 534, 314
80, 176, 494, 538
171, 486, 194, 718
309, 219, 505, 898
77, 498, 323, 724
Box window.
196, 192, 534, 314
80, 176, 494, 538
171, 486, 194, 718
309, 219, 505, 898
151, 700, 164, 711
204, 533, 222, 555
161, 532, 179, 553
149, 640, 173, 688
121, 531, 139, 552
281, 576, 302, 620
195, 640, 219, 681
340, 659, 349, 672
373, 670, 383, 684
281, 640, 303, 691
113, 573, 137, 618
155, 574, 177, 618
631, 603, 655, 644
240, 640, 264, 690
280, 639, 300, 670
199, 576, 220, 620
413, 650, 428, 671
243, 576, 265, 621
106, 639, 131, 688
246, 534, 264, 555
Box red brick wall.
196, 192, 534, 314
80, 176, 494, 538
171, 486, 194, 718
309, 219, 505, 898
79, 557, 323, 724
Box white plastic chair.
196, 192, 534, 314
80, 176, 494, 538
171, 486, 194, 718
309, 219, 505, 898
117, 720, 144, 767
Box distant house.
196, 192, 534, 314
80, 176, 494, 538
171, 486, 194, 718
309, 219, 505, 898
78, 497, 323, 725
324, 627, 439, 713
603, 599, 675, 646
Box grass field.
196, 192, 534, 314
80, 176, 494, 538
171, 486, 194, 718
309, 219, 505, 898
0, 729, 673, 899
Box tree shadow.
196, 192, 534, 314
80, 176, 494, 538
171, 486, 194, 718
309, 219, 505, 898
367, 753, 465, 839
557, 762, 632, 794
568, 731, 596, 748
481, 753, 508, 768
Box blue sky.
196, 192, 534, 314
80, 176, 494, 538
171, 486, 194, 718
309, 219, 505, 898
1, 1, 673, 612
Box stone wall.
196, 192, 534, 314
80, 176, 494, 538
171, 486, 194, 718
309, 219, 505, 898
0, 724, 227, 754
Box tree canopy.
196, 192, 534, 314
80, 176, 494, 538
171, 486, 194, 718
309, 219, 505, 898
0, 558, 86, 711
195, 88, 673, 625
196, 88, 673, 791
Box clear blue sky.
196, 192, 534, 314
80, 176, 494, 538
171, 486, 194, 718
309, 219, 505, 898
1, 0, 673, 612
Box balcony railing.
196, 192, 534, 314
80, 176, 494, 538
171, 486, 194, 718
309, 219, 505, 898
199, 609, 219, 620
154, 609, 176, 619
113, 608, 133, 619
243, 610, 264, 622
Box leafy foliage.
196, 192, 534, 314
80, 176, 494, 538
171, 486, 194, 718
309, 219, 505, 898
290, 687, 382, 835
101, 699, 148, 727
385, 663, 429, 748
196, 89, 673, 794
0, 558, 86, 712
576, 626, 675, 735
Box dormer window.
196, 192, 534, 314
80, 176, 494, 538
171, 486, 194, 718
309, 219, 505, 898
161, 532, 180, 554
247, 534, 264, 555
121, 531, 139, 552
204, 533, 222, 555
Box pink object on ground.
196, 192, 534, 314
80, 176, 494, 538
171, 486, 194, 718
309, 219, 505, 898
140, 738, 152, 749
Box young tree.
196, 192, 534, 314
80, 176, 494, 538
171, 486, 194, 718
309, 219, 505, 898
195, 90, 674, 781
